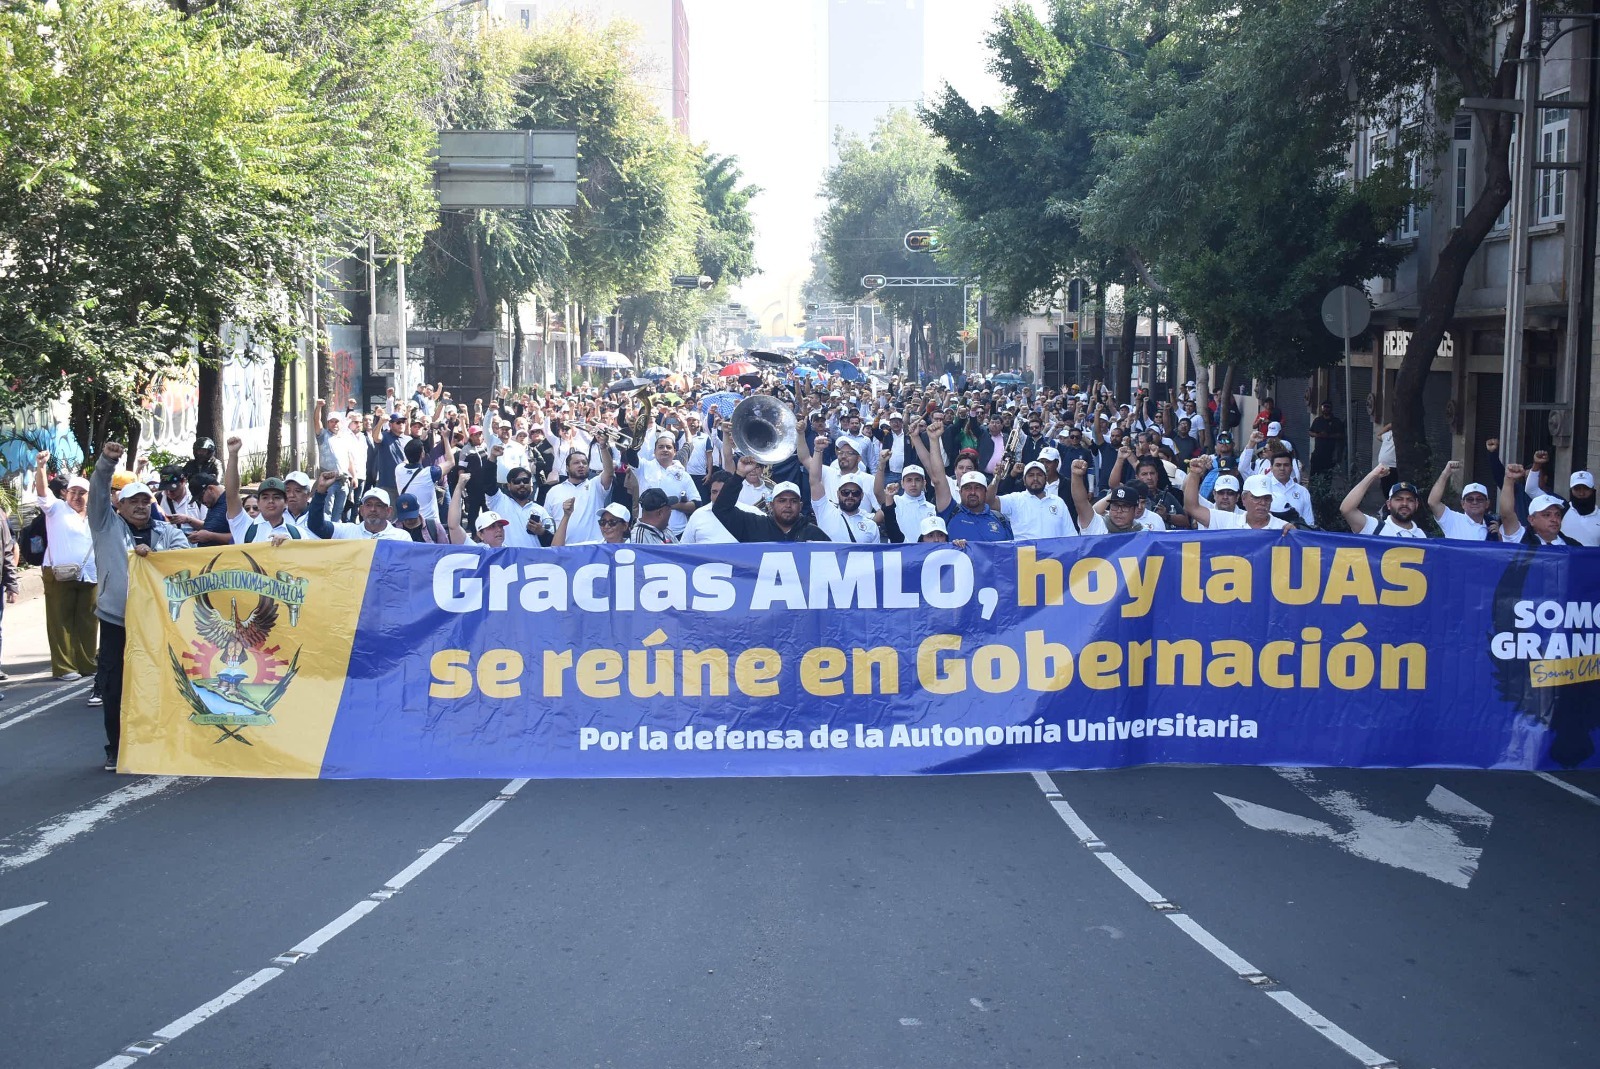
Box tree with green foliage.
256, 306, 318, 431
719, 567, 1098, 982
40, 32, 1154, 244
818, 109, 965, 380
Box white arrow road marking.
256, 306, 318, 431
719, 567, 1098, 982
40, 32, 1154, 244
0, 901, 46, 928
1216, 769, 1493, 889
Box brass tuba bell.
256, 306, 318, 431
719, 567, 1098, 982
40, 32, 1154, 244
730, 395, 798, 465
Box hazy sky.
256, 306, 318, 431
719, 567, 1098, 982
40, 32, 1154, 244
684, 0, 1037, 336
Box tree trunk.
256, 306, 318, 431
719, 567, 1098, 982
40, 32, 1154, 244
196, 318, 225, 451
1114, 303, 1137, 403
468, 230, 495, 332
1219, 363, 1237, 437
1392, 18, 1522, 480
512, 304, 526, 389
266, 354, 286, 479
1094, 281, 1108, 391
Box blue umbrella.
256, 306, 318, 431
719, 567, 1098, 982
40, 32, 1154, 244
700, 391, 743, 419
791, 365, 819, 378
826, 359, 865, 381
794, 340, 829, 352
578, 350, 633, 370
639, 366, 672, 380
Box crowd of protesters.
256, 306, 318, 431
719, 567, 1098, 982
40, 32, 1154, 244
18, 367, 1600, 770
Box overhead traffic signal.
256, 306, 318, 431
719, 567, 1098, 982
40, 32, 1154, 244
904, 229, 942, 254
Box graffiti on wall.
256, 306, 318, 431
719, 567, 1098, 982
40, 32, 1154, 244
0, 399, 82, 479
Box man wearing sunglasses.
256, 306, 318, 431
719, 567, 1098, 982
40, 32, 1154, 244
484, 466, 553, 548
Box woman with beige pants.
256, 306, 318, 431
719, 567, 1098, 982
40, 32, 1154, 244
34, 451, 98, 681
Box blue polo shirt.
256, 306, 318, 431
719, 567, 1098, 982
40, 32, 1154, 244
202, 495, 231, 535
940, 502, 1013, 542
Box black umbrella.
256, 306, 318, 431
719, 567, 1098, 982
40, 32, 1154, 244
606, 376, 649, 394
748, 349, 793, 366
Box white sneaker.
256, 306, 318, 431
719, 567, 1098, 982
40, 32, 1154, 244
58, 672, 82, 682
87, 691, 103, 707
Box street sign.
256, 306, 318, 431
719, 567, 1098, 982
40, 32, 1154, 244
1320, 285, 1371, 338
432, 129, 578, 210
672, 274, 714, 289
861, 274, 886, 290
904, 229, 942, 254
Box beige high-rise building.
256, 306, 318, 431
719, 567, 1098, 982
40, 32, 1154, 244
489, 0, 691, 137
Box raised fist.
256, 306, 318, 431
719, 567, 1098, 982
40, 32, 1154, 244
1071, 458, 1089, 477
227, 436, 243, 455
562, 497, 576, 516
102, 442, 125, 462
1444, 459, 1462, 474
1506, 463, 1527, 480
35, 450, 50, 468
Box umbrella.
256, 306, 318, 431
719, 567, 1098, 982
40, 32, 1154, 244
826, 359, 865, 382
791, 365, 819, 378
737, 373, 764, 387
700, 391, 743, 419
578, 350, 633, 369
606, 376, 650, 394
748, 349, 793, 366
794, 340, 829, 352
719, 360, 758, 377
639, 366, 672, 379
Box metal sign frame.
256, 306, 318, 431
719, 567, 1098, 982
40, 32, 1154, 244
432, 129, 578, 210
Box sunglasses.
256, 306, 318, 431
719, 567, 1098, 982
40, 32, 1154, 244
599, 516, 627, 527
509, 477, 532, 485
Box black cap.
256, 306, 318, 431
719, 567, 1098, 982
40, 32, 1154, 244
637, 488, 671, 511
159, 464, 185, 486
1107, 485, 1141, 506
1215, 432, 1233, 444
191, 472, 220, 489
1388, 481, 1421, 498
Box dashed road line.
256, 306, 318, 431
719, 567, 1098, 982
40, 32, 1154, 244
0, 681, 93, 731
1030, 771, 1397, 1069
1535, 771, 1600, 807
92, 777, 531, 1067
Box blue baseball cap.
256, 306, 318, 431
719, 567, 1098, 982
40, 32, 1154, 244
395, 493, 422, 521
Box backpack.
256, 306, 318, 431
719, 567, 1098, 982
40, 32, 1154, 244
21, 511, 47, 567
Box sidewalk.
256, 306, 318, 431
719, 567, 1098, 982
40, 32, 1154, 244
4, 564, 63, 685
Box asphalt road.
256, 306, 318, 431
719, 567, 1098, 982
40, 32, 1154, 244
3, 659, 1599, 1068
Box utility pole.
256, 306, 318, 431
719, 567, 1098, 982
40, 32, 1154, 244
1497, 0, 1540, 464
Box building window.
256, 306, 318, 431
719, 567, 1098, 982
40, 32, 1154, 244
1495, 129, 1513, 231
1538, 91, 1569, 223
520, 9, 530, 29
1398, 139, 1422, 240
1453, 114, 1472, 227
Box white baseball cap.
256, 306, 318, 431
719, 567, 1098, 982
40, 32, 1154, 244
1242, 473, 1277, 499
1267, 421, 1282, 436
66, 476, 91, 493
889, 411, 904, 421
901, 465, 926, 479
284, 470, 312, 488
1023, 460, 1047, 474
1529, 493, 1566, 515
1039, 447, 1061, 461
838, 473, 870, 493
599, 502, 632, 523
361, 488, 392, 506
117, 482, 153, 502
833, 436, 859, 453
1462, 482, 1490, 499
958, 471, 988, 488
770, 481, 802, 500
1214, 475, 1241, 493
919, 515, 948, 537
1571, 470, 1594, 489
475, 510, 510, 532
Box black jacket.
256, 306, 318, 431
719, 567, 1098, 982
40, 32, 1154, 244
710, 473, 829, 543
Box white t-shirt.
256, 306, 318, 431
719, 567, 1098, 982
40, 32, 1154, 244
814, 499, 881, 543
546, 476, 609, 546
1359, 514, 1429, 538
997, 491, 1075, 540
1207, 509, 1288, 531
1378, 430, 1397, 468
679, 505, 740, 544
893, 492, 937, 539
736, 480, 772, 510
1561, 506, 1600, 547
321, 519, 411, 541
37, 494, 97, 582
394, 464, 441, 522
823, 464, 881, 512
636, 460, 698, 535
1437, 508, 1490, 541
229, 511, 318, 544
486, 490, 553, 549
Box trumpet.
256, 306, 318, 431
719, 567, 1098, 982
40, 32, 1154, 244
574, 421, 634, 450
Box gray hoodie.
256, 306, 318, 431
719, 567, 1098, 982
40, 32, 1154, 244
90, 452, 192, 627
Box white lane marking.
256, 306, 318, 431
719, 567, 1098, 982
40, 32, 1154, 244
1167, 914, 1263, 977
288, 901, 380, 956
1536, 772, 1600, 806
0, 901, 47, 928
1094, 852, 1169, 906
1215, 769, 1494, 889
0, 777, 204, 873
384, 840, 457, 890
92, 778, 527, 1066
453, 798, 504, 835
1264, 991, 1396, 1068
0, 682, 93, 731
1031, 774, 1395, 1068
151, 968, 282, 1041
